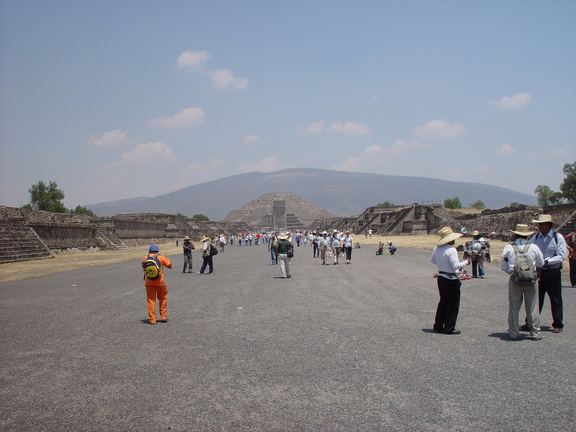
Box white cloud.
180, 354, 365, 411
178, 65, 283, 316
243, 134, 260, 143
330, 145, 383, 171
176, 50, 210, 71
88, 128, 132, 147
494, 143, 515, 155
386, 140, 430, 155
117, 141, 176, 166
489, 92, 532, 109
237, 155, 294, 173
149, 107, 205, 129
176, 50, 248, 91
306, 120, 325, 134
207, 69, 248, 90
328, 122, 371, 135
414, 119, 465, 138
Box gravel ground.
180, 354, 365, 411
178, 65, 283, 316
1, 243, 574, 431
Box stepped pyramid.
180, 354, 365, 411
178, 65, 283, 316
223, 192, 334, 231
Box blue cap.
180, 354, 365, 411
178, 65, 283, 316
149, 245, 159, 252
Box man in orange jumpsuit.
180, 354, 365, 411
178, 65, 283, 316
142, 245, 172, 325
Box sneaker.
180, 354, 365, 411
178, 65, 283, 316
148, 320, 156, 325
552, 327, 563, 333
197, 271, 204, 274
443, 329, 461, 335
519, 324, 530, 331
530, 334, 542, 340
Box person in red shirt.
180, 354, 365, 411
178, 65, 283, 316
141, 245, 172, 325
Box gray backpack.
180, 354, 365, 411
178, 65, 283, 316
511, 243, 537, 284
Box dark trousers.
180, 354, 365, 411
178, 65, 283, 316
434, 277, 461, 333
344, 246, 352, 261
569, 258, 576, 287
313, 244, 319, 257
538, 268, 563, 329
200, 256, 213, 274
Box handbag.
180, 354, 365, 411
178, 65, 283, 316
287, 250, 294, 258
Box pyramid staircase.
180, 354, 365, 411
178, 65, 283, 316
0, 222, 54, 264
96, 229, 129, 250
555, 209, 576, 237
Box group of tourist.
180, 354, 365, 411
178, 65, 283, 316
142, 213, 569, 342
431, 214, 567, 340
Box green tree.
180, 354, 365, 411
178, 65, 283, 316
192, 214, 209, 221
470, 200, 485, 209
444, 197, 462, 209
69, 205, 97, 217
176, 213, 188, 219
550, 192, 565, 206
27, 180, 67, 213
376, 201, 395, 207
560, 161, 576, 202
534, 185, 555, 207
510, 202, 520, 207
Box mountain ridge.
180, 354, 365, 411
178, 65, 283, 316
85, 168, 537, 220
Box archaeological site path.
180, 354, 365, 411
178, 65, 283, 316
1, 241, 575, 431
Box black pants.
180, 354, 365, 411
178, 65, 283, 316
538, 268, 563, 329
434, 277, 461, 333
200, 256, 213, 274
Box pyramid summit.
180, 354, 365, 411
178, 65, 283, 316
223, 192, 334, 231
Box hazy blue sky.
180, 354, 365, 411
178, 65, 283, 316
1, 0, 574, 208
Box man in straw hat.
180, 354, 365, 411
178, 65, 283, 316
275, 232, 294, 278
520, 214, 566, 333
466, 230, 490, 278
500, 224, 545, 340
430, 227, 471, 335
182, 235, 195, 273
198, 236, 214, 275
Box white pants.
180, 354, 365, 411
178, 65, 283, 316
508, 278, 540, 337
278, 253, 291, 278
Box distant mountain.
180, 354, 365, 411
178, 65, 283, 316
85, 168, 537, 220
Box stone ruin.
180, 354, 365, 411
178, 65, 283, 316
2, 200, 576, 265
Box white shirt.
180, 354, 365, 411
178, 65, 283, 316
500, 238, 545, 274
531, 230, 566, 269
430, 244, 468, 279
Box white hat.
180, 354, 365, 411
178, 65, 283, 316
436, 227, 463, 246
532, 214, 553, 224
510, 224, 534, 236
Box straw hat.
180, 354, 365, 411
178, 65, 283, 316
436, 227, 463, 246
200, 236, 210, 242
277, 233, 288, 240
532, 214, 553, 224
183, 236, 191, 241
471, 230, 480, 236
510, 224, 534, 237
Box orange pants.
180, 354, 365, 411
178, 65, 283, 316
146, 285, 167, 323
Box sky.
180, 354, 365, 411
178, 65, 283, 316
1, 0, 575, 209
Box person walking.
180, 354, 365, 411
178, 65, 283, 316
342, 231, 354, 264
198, 236, 214, 274
331, 230, 342, 264
268, 233, 278, 264
430, 227, 470, 335
319, 231, 330, 265
275, 232, 294, 278
467, 230, 490, 278
500, 224, 545, 340
141, 245, 172, 325
182, 236, 195, 273
521, 214, 566, 333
